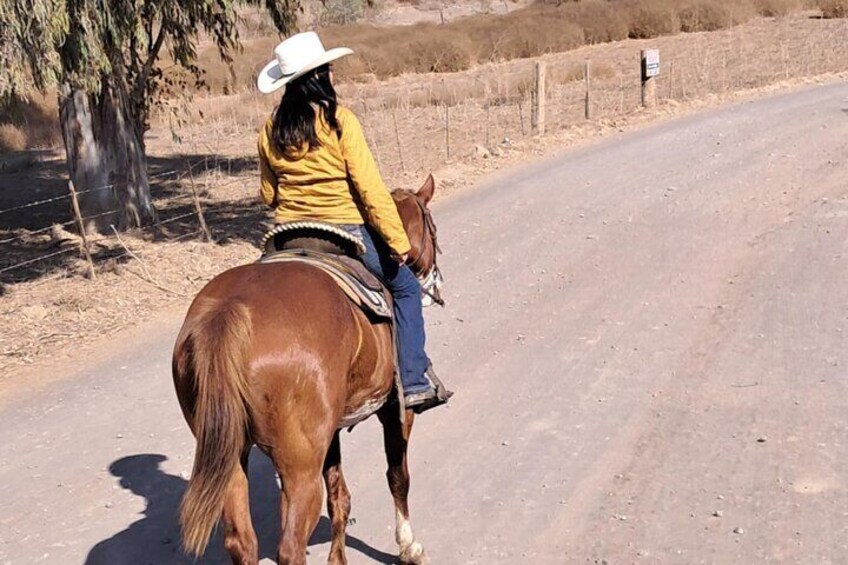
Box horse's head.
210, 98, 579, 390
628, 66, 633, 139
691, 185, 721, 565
393, 175, 444, 307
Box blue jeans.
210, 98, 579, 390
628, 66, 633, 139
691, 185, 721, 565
341, 225, 431, 394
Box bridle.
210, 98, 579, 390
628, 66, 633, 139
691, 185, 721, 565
406, 197, 445, 307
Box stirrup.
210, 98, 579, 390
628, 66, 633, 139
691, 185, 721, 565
405, 366, 453, 414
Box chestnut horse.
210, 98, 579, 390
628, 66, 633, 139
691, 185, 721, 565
172, 176, 440, 565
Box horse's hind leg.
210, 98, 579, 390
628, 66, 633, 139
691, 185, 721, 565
323, 431, 351, 565
221, 451, 259, 565
377, 408, 428, 564
273, 444, 327, 565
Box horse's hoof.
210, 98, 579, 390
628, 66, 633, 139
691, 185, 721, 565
399, 541, 428, 564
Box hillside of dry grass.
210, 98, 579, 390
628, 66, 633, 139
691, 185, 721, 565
199, 0, 848, 91
4, 0, 847, 154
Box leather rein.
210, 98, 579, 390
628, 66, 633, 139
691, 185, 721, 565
407, 198, 444, 307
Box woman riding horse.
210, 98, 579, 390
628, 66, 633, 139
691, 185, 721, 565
256, 31, 452, 412
172, 32, 451, 565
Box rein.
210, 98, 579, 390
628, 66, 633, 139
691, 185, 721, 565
407, 197, 444, 307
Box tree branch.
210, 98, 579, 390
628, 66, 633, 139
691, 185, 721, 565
137, 25, 166, 96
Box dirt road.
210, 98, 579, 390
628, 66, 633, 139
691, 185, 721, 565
3, 83, 848, 564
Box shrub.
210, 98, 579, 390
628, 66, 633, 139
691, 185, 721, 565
565, 0, 630, 43
407, 35, 474, 73
319, 0, 367, 26
819, 0, 848, 17
0, 125, 27, 152
679, 1, 733, 31
753, 0, 802, 16
494, 12, 585, 59
623, 0, 681, 38
0, 93, 60, 152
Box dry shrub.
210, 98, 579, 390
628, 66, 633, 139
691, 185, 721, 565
491, 10, 585, 59
0, 93, 61, 152
0, 125, 27, 152
819, 0, 848, 17
326, 9, 584, 78
753, 0, 802, 16
563, 0, 630, 43
197, 36, 277, 92
406, 27, 476, 73
623, 0, 681, 38
679, 1, 733, 31
329, 23, 476, 77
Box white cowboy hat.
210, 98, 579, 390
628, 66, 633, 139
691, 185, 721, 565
257, 32, 353, 94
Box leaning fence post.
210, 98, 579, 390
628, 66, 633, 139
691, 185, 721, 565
187, 167, 213, 242
532, 61, 546, 135
68, 180, 96, 279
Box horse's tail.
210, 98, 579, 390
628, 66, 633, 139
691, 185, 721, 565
176, 298, 254, 557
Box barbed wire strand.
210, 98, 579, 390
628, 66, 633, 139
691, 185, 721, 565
0, 159, 213, 216
0, 246, 80, 275
157, 210, 199, 227
0, 219, 79, 246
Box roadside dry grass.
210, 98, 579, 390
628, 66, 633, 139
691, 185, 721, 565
2, 12, 848, 374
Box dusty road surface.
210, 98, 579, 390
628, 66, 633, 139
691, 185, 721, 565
3, 83, 848, 564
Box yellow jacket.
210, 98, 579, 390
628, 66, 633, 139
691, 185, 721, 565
258, 106, 411, 255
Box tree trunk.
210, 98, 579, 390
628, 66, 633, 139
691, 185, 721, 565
59, 77, 156, 233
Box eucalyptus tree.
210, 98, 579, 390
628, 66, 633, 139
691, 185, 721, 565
0, 0, 297, 229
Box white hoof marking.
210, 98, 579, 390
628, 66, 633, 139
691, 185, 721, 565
396, 510, 427, 564
400, 542, 428, 564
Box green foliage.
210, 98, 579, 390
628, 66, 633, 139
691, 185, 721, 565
0, 0, 69, 95
319, 0, 366, 26
0, 0, 299, 129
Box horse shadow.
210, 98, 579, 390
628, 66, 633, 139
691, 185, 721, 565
84, 452, 396, 564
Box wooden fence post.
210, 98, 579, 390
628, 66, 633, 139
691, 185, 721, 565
584, 60, 591, 120
68, 181, 96, 279
188, 168, 212, 242
640, 49, 658, 109
518, 99, 526, 136
532, 62, 546, 135
668, 60, 675, 100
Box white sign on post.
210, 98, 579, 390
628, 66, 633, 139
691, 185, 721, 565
643, 49, 660, 79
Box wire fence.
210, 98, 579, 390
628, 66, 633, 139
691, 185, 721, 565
3, 18, 848, 289
350, 19, 848, 185
0, 158, 222, 284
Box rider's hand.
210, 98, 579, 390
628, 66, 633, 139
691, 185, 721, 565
397, 253, 409, 264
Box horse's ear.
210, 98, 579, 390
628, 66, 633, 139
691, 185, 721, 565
417, 174, 435, 204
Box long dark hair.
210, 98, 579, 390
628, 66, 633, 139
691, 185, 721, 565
270, 64, 340, 154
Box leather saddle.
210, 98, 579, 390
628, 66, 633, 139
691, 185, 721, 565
258, 221, 402, 429
259, 221, 392, 320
